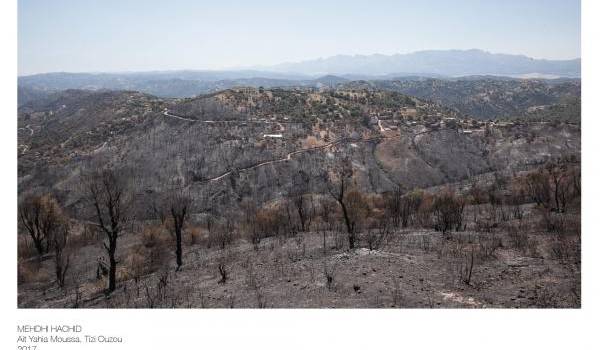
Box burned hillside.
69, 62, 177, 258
17, 85, 580, 308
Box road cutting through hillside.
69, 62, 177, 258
18, 124, 34, 136
163, 110, 198, 122
163, 109, 300, 125
162, 109, 425, 185
192, 134, 401, 184
196, 137, 350, 184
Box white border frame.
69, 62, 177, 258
2, 1, 598, 349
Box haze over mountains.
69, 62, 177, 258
18, 50, 580, 94
261, 49, 580, 77
17, 49, 581, 121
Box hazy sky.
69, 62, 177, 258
18, 0, 581, 75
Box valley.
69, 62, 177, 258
17, 80, 580, 308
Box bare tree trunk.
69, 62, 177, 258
33, 238, 45, 257
339, 200, 355, 249
169, 194, 190, 271
53, 223, 70, 287
84, 168, 129, 294
175, 229, 183, 270
108, 238, 117, 293
554, 178, 561, 212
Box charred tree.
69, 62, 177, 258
327, 159, 358, 249
53, 219, 71, 287
84, 168, 129, 294
18, 194, 63, 256
168, 193, 191, 271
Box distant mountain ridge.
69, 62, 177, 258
17, 50, 580, 106
17, 73, 347, 100
263, 49, 580, 78
341, 78, 580, 120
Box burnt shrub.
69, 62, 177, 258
477, 233, 502, 260
431, 191, 465, 234
507, 222, 529, 252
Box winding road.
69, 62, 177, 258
18, 124, 34, 136
163, 109, 298, 126
163, 110, 197, 122
195, 136, 356, 184
161, 109, 426, 185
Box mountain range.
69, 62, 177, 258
260, 49, 580, 78
18, 50, 581, 112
